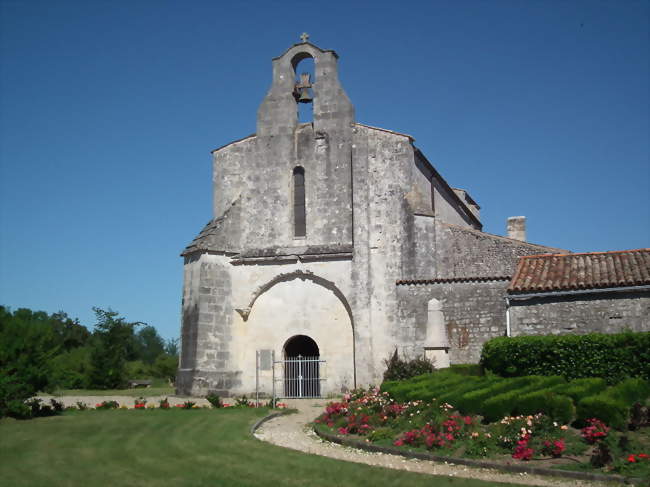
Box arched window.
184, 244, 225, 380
293, 167, 306, 237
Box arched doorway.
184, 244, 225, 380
284, 335, 320, 398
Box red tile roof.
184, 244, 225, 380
508, 248, 650, 293
397, 276, 511, 285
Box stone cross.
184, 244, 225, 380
300, 32, 309, 43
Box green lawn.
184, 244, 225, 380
0, 408, 526, 487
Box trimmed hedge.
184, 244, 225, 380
549, 378, 607, 402
576, 378, 650, 429
515, 391, 575, 424
480, 331, 650, 384
381, 368, 650, 429
481, 376, 566, 422
455, 376, 538, 414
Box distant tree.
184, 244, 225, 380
0, 306, 60, 418
48, 346, 92, 389
88, 308, 143, 389
50, 311, 91, 350
153, 353, 178, 384
165, 337, 179, 357
134, 326, 166, 365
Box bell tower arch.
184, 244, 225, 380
257, 34, 355, 136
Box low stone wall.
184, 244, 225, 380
509, 290, 650, 336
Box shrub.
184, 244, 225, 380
550, 378, 607, 402
437, 376, 489, 406
608, 378, 650, 405
234, 395, 251, 407
206, 393, 223, 408
481, 376, 565, 422
577, 395, 628, 430
480, 332, 650, 384
515, 391, 575, 424
576, 378, 650, 429
449, 364, 483, 376
382, 349, 435, 382
456, 376, 531, 414
95, 400, 119, 410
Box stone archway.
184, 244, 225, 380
283, 335, 320, 397
236, 274, 354, 396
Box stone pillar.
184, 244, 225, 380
423, 298, 450, 368
507, 216, 527, 242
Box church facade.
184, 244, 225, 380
176, 38, 630, 398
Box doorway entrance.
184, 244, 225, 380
283, 335, 320, 398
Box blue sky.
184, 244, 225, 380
1, 0, 648, 340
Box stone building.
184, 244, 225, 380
507, 249, 650, 336
176, 38, 645, 397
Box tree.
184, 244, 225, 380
133, 326, 165, 365
50, 311, 90, 350
88, 308, 142, 389
0, 306, 60, 417
165, 337, 179, 357
153, 353, 178, 384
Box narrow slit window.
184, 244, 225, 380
293, 167, 306, 237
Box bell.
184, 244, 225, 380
297, 87, 312, 104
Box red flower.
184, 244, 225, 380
581, 418, 610, 444
628, 454, 636, 463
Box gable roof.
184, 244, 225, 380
508, 248, 650, 294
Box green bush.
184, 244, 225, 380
206, 393, 223, 408
608, 378, 650, 405
48, 347, 92, 389
577, 395, 629, 430
382, 369, 469, 402
382, 349, 435, 382
575, 378, 650, 429
437, 376, 492, 407
549, 378, 607, 402
515, 391, 575, 424
481, 376, 565, 422
448, 364, 483, 376
455, 376, 531, 414
480, 331, 650, 384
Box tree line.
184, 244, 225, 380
1, 305, 178, 417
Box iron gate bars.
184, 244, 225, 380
272, 355, 326, 400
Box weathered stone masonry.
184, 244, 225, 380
177, 38, 641, 398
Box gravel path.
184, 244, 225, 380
254, 400, 615, 487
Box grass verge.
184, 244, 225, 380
0, 408, 526, 487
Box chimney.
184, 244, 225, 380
507, 216, 526, 242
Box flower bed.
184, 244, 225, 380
314, 387, 650, 480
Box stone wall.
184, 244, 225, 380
509, 290, 650, 336
177, 253, 238, 396
434, 221, 563, 278
396, 279, 510, 365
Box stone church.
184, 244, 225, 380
176, 38, 649, 397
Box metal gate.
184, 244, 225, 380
273, 355, 326, 399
